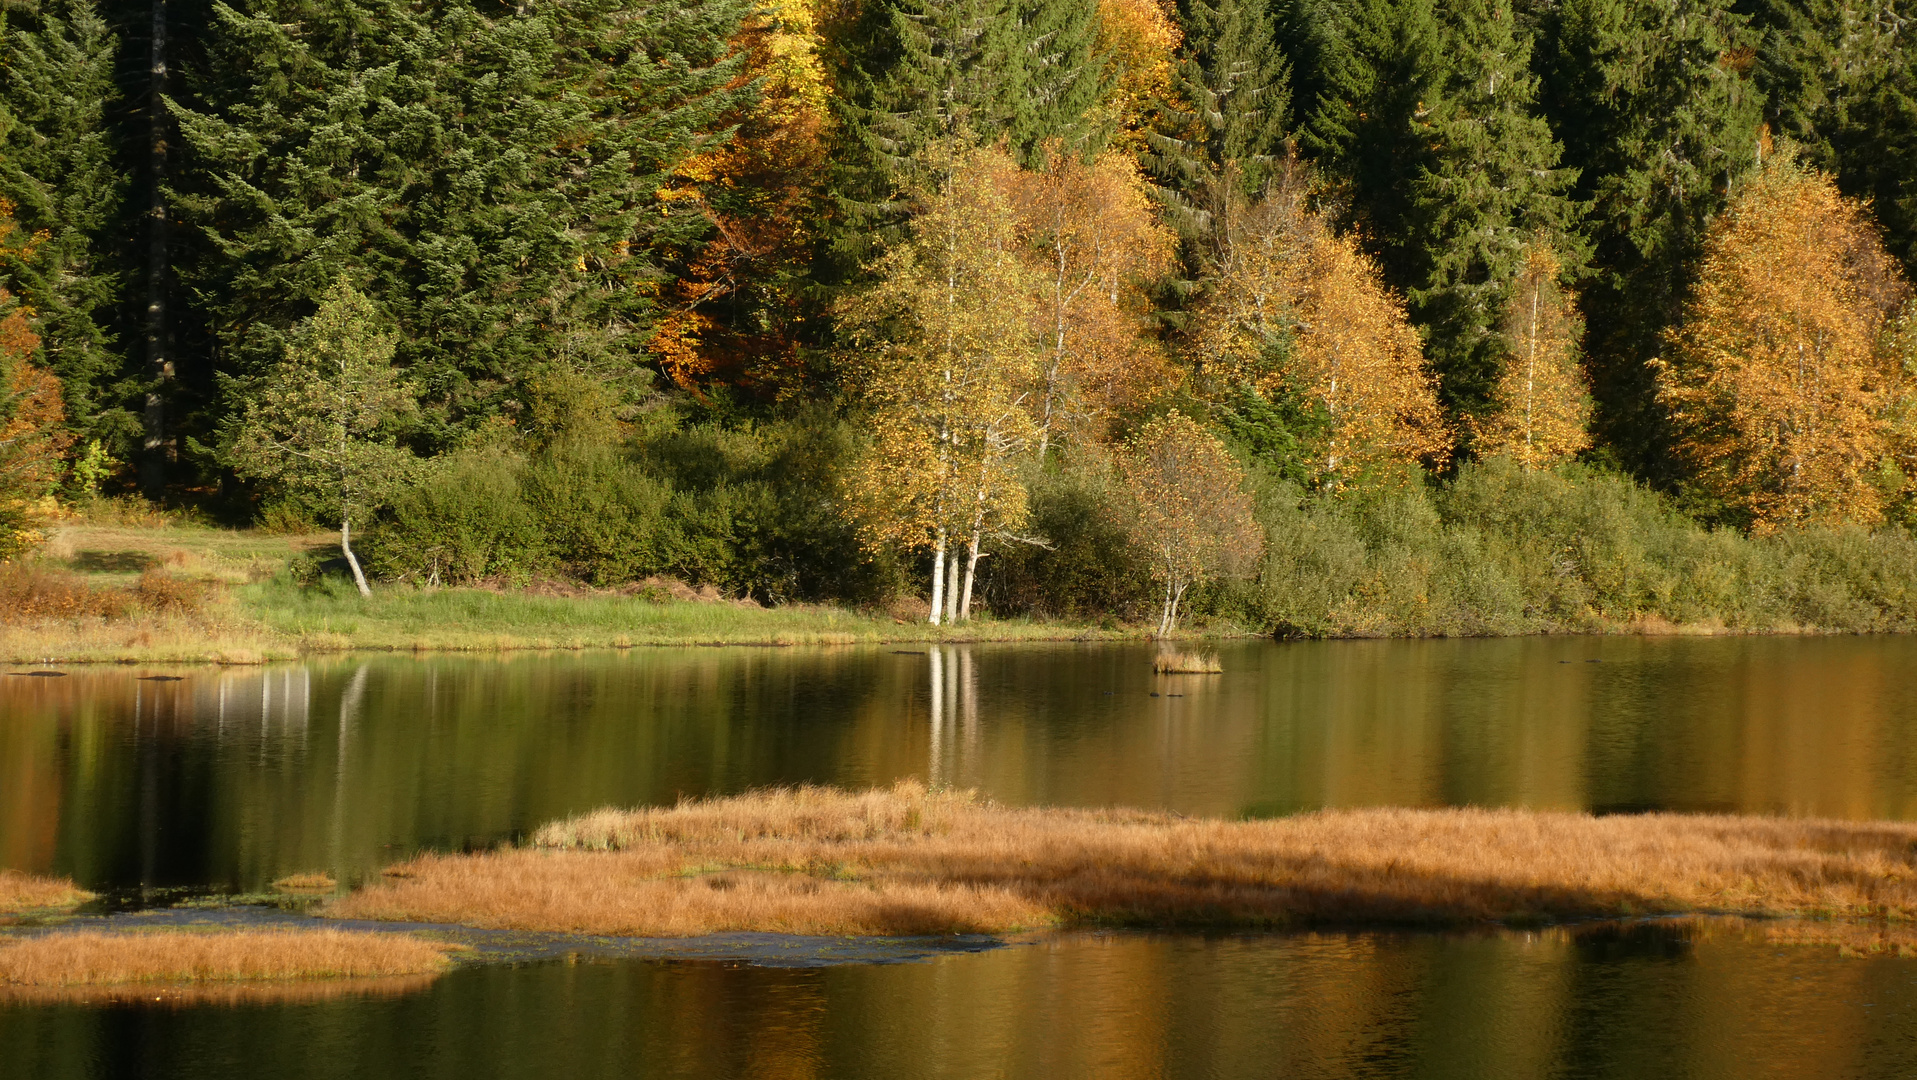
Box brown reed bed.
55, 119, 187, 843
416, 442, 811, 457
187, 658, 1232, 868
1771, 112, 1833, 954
0, 929, 457, 987
1152, 650, 1222, 674
0, 871, 92, 914
325, 783, 1917, 937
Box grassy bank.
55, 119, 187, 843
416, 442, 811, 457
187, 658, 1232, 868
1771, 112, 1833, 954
0, 516, 1137, 664
326, 784, 1917, 936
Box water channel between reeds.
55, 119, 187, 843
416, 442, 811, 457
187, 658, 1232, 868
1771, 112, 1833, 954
6, 636, 1917, 1078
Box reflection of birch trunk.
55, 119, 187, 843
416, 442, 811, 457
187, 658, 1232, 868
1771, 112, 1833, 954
331, 665, 369, 868
927, 647, 945, 784
959, 647, 977, 752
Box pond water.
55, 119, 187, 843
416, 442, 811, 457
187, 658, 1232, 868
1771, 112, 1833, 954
5, 636, 1917, 1077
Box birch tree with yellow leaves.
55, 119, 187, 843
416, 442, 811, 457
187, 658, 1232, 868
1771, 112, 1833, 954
1006, 146, 1174, 457
840, 147, 1042, 624
1118, 409, 1261, 636
1658, 154, 1911, 530
1472, 240, 1592, 469
1191, 163, 1450, 486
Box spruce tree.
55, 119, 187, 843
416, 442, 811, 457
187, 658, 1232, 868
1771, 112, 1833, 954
171, 0, 754, 448
1301, 0, 1444, 287
0, 0, 127, 445
825, 0, 1111, 272
1146, 0, 1292, 240
1304, 0, 1578, 427
1535, 0, 1762, 479
1402, 0, 1580, 423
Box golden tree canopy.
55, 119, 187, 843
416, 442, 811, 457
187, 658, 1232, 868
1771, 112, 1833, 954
1658, 154, 1909, 530
1118, 409, 1261, 634
1192, 166, 1451, 485
1472, 240, 1592, 470
1006, 146, 1175, 453
839, 147, 1041, 555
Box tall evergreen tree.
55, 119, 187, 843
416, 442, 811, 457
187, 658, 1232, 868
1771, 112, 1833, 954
0, 0, 128, 446
1305, 0, 1578, 426
170, 0, 754, 449
1536, 0, 1762, 478
825, 0, 1111, 272
1146, 0, 1291, 242
1403, 0, 1580, 423
1303, 0, 1445, 287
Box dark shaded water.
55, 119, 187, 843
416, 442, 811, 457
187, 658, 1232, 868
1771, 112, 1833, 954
5, 636, 1917, 1077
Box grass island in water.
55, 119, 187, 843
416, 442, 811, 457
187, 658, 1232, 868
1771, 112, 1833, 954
327, 783, 1917, 936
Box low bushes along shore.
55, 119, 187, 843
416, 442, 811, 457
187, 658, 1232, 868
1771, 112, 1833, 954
328, 783, 1917, 936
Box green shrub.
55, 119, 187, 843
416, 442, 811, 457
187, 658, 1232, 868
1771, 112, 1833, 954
523, 444, 678, 586
985, 457, 1154, 619
369, 448, 545, 583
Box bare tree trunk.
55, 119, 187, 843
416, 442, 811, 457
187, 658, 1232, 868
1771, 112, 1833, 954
959, 529, 982, 622
1157, 577, 1174, 639
341, 517, 371, 598
944, 554, 960, 624
928, 532, 947, 626
140, 0, 171, 499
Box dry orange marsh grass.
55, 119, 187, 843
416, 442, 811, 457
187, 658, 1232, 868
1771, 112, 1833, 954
326, 783, 1917, 936
0, 871, 92, 913
0, 930, 457, 988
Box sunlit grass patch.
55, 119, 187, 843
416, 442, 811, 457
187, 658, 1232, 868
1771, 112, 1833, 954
0, 929, 457, 988
273, 872, 339, 893
327, 784, 1917, 937
1152, 650, 1222, 673
0, 871, 92, 914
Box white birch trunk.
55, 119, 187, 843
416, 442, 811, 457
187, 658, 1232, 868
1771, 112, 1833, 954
341, 517, 372, 598
928, 532, 947, 626
944, 555, 961, 624
959, 530, 982, 622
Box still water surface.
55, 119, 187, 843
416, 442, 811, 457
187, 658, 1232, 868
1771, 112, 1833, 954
5, 636, 1917, 1078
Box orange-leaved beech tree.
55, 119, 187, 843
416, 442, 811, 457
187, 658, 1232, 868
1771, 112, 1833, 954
840, 147, 1041, 625
0, 287, 73, 559
1471, 239, 1592, 469
1191, 163, 1450, 486
651, 0, 834, 395
1118, 409, 1261, 636
1006, 145, 1175, 458
1657, 153, 1912, 530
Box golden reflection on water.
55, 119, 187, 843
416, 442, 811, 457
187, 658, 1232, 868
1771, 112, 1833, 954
9, 636, 1917, 890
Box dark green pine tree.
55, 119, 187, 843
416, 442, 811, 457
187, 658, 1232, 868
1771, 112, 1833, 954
1402, 0, 1581, 424
1841, 49, 1917, 273
1535, 0, 1762, 479
170, 0, 754, 449
0, 0, 129, 445
1301, 0, 1446, 287
823, 0, 1110, 274
1747, 0, 1906, 166
1145, 0, 1292, 241
1747, 0, 1917, 274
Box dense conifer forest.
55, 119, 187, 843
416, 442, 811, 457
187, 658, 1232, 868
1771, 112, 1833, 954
9, 0, 1917, 633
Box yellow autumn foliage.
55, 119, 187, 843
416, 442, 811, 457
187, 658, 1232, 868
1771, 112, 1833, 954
1192, 165, 1450, 485
1659, 154, 1910, 530
1472, 241, 1593, 469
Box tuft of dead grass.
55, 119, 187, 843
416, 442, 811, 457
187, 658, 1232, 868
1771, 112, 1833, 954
273, 872, 338, 893
1153, 651, 1222, 674
0, 929, 456, 987
0, 871, 92, 914
327, 784, 1917, 937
